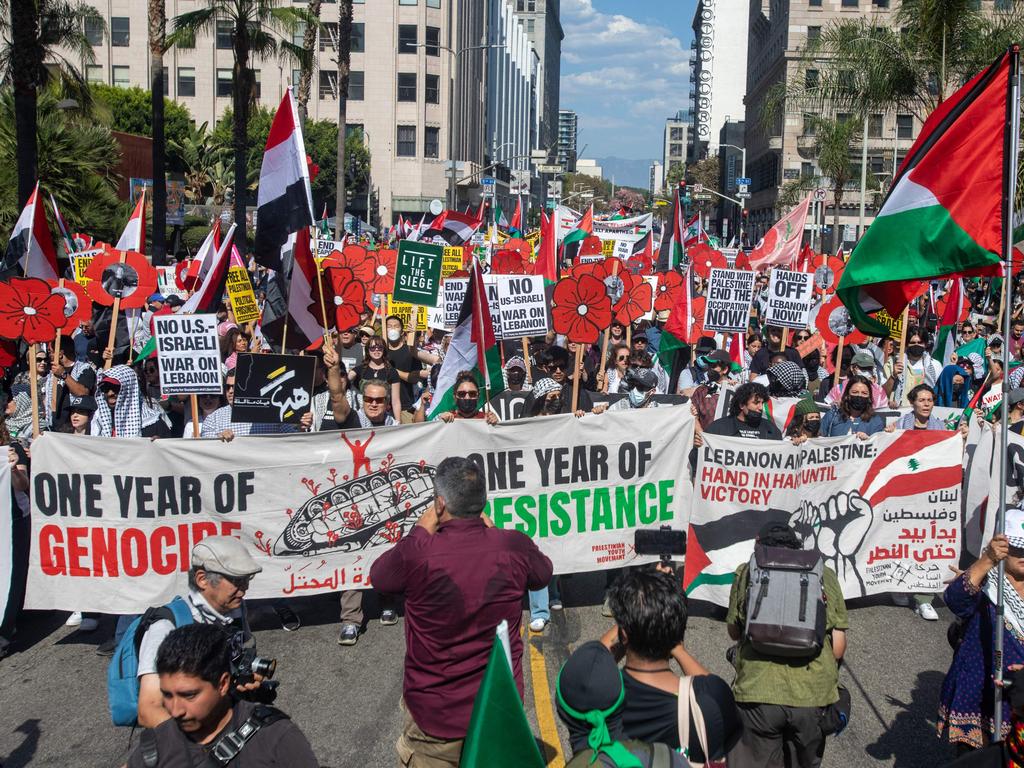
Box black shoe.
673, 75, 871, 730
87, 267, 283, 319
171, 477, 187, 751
95, 637, 117, 657
274, 605, 301, 632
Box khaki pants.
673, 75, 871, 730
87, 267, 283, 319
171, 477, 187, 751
396, 700, 463, 767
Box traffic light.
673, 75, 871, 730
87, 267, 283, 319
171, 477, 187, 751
742, 209, 749, 219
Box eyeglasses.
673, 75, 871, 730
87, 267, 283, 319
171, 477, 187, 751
455, 391, 479, 400
795, 335, 810, 342
548, 363, 567, 371
962, 329, 975, 335
217, 573, 252, 590
363, 395, 386, 405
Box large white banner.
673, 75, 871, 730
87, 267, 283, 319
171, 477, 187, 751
685, 431, 963, 606
25, 408, 694, 613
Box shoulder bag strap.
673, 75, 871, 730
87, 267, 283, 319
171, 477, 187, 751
139, 728, 159, 768
202, 707, 289, 767
676, 676, 696, 768
688, 680, 712, 768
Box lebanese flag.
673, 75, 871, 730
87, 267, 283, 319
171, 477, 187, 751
254, 89, 315, 272
261, 227, 323, 350
748, 193, 811, 271
838, 51, 1009, 335
116, 190, 147, 253
509, 197, 523, 234
683, 214, 706, 248
4, 182, 58, 280
184, 219, 221, 290
535, 209, 558, 284
182, 224, 235, 315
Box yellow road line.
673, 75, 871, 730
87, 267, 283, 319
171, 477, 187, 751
528, 632, 565, 766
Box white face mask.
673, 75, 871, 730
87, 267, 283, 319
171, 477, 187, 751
387, 329, 401, 342
628, 388, 648, 407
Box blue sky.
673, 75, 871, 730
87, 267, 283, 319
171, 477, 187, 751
560, 0, 697, 178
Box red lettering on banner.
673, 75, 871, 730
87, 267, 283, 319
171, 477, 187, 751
122, 529, 148, 576
68, 528, 89, 577
152, 526, 176, 575
91, 528, 119, 576
40, 525, 65, 576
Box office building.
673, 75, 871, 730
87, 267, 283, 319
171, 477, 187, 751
715, 119, 745, 240
649, 161, 664, 197
511, 0, 563, 157
689, 0, 747, 161
557, 109, 578, 172
663, 113, 689, 176
575, 158, 602, 180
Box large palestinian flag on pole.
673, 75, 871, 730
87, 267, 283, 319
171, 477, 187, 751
837, 50, 1012, 335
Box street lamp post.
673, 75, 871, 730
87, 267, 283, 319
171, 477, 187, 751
720, 142, 746, 246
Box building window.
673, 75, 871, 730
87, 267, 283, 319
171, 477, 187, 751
348, 70, 364, 100
669, 144, 683, 158
319, 71, 336, 99
292, 22, 306, 48
802, 114, 816, 135
425, 26, 440, 56
399, 0, 417, 4
805, 69, 819, 89
320, 22, 337, 51
346, 124, 365, 140
874, 0, 889, 6
397, 72, 417, 101
809, 0, 822, 7
526, 18, 535, 34
896, 114, 913, 139
162, 66, 169, 96
868, 114, 883, 137
869, 155, 885, 174
425, 74, 439, 103
292, 69, 301, 89
84, 17, 104, 46
807, 26, 820, 42
398, 25, 418, 54
836, 112, 852, 125
801, 162, 814, 177
253, 70, 261, 99
216, 69, 233, 97
397, 125, 416, 157
841, 0, 858, 6
351, 23, 364, 53
425, 127, 440, 158
178, 67, 195, 97
85, 65, 104, 84
112, 65, 130, 88
216, 19, 233, 49
427, 0, 441, 6
111, 17, 129, 46
670, 127, 683, 141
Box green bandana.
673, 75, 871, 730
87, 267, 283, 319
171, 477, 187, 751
555, 668, 643, 768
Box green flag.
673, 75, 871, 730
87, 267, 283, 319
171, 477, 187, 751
459, 627, 544, 768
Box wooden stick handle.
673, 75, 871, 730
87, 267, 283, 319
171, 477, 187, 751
522, 337, 532, 384
780, 328, 789, 352
29, 343, 40, 438
571, 345, 583, 414
190, 394, 199, 439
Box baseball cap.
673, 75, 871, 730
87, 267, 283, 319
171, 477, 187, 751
702, 350, 732, 367
98, 375, 121, 391
191, 536, 263, 577
164, 295, 185, 308
850, 351, 875, 369
148, 292, 166, 303
68, 394, 97, 413
505, 355, 527, 372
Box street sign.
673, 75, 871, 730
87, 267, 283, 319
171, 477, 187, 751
692, 184, 704, 194
510, 170, 530, 195
482, 176, 495, 186
535, 163, 563, 174
736, 191, 751, 199
736, 177, 751, 186
737, 183, 749, 194
814, 188, 827, 202
694, 193, 713, 201
547, 180, 563, 197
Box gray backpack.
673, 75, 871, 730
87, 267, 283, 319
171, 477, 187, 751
744, 544, 826, 657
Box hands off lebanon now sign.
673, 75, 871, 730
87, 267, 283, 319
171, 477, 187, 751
25, 407, 694, 613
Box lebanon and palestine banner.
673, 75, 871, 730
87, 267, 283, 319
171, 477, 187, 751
25, 407, 694, 613
686, 431, 963, 606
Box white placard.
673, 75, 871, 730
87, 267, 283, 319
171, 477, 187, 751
440, 277, 503, 338
704, 268, 756, 332
154, 313, 222, 396
765, 269, 815, 329
495, 275, 548, 338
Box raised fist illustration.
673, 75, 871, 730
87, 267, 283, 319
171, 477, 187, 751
790, 490, 874, 594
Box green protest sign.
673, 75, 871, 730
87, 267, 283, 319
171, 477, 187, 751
393, 240, 444, 307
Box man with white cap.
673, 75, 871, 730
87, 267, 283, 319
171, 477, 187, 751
135, 536, 263, 727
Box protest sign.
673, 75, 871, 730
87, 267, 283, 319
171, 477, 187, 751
315, 238, 343, 261
25, 407, 695, 612
386, 296, 429, 332
704, 268, 755, 332
765, 269, 815, 329
393, 240, 444, 306
442, 246, 465, 277
874, 308, 904, 340
226, 266, 261, 324
601, 239, 615, 258
154, 314, 221, 396
686, 431, 963, 606
437, 276, 503, 337
978, 426, 1024, 555
156, 266, 187, 300
489, 390, 531, 421
72, 249, 102, 287
231, 353, 316, 425
495, 275, 547, 338
442, 278, 468, 329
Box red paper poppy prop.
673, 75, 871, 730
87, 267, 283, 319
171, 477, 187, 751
624, 254, 654, 276
491, 249, 529, 275
0, 277, 68, 343
368, 248, 397, 294
688, 244, 728, 278
175, 259, 195, 290
573, 258, 636, 314
934, 290, 971, 323
733, 251, 752, 271
83, 248, 158, 309
551, 274, 613, 344
504, 238, 532, 263
324, 267, 368, 331
812, 257, 845, 295
48, 279, 90, 330
615, 277, 654, 326
815, 294, 867, 346
578, 236, 604, 257
653, 270, 684, 312
321, 244, 375, 284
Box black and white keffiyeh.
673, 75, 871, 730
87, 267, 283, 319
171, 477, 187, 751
767, 361, 808, 397
91, 365, 142, 438
199, 405, 298, 437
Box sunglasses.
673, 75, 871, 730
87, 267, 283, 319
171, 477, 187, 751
368, 345, 384, 351
216, 572, 252, 590
548, 363, 567, 371
616, 355, 629, 362
225, 384, 235, 392
363, 395, 386, 405
35, 357, 47, 362
795, 335, 810, 342
455, 391, 479, 400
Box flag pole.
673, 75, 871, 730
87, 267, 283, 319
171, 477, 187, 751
994, 44, 1020, 742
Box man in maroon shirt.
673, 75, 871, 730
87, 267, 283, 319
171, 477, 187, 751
370, 456, 552, 767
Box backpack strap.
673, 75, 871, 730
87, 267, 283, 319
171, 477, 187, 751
798, 572, 809, 623
750, 568, 769, 621
202, 706, 290, 767
139, 728, 159, 768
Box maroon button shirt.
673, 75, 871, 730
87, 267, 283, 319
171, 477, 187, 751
369, 516, 553, 739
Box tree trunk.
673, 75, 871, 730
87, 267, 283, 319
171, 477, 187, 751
296, 0, 322, 126
11, 0, 37, 210
334, 0, 352, 241
149, 0, 167, 265
832, 188, 844, 255
233, 27, 251, 258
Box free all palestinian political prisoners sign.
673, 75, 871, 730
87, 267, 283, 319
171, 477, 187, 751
24, 407, 695, 613
153, 314, 222, 396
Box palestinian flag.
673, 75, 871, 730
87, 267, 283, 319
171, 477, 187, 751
562, 204, 593, 250
427, 258, 504, 419
935, 278, 965, 366
668, 188, 686, 268
837, 50, 1011, 335
657, 265, 694, 372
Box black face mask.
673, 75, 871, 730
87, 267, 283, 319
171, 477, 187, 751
803, 353, 820, 371
706, 369, 722, 383
542, 398, 562, 415
744, 409, 763, 427
907, 344, 925, 358
507, 370, 526, 386
848, 395, 870, 412
456, 398, 478, 417
952, 383, 963, 395
804, 420, 821, 437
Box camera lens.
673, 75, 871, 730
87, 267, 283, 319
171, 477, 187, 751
251, 657, 277, 679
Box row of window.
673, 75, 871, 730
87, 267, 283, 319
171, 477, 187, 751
396, 125, 440, 157
292, 0, 442, 5
799, 103, 915, 139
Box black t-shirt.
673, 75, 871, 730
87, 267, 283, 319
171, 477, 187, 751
126, 701, 319, 768
1012, 421, 1024, 435
704, 414, 783, 440
338, 411, 393, 429
339, 341, 364, 372
386, 342, 416, 410
750, 346, 802, 375
352, 364, 400, 392
619, 673, 709, 762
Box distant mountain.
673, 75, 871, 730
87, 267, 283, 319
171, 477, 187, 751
594, 156, 659, 189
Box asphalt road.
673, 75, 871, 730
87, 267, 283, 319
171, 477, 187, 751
0, 573, 961, 768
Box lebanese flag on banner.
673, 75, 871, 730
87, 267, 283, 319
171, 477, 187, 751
254, 89, 315, 272
116, 190, 147, 253
182, 224, 235, 315
748, 193, 811, 271
935, 278, 965, 365
4, 182, 58, 280
535, 209, 558, 284
261, 227, 323, 350
837, 51, 1009, 335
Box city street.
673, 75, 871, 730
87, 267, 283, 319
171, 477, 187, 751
0, 572, 960, 768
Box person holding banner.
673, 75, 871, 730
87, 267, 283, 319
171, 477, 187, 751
183, 392, 228, 439
885, 330, 942, 407
820, 377, 890, 439
823, 351, 888, 409
689, 350, 734, 430
0, 441, 30, 660
436, 371, 499, 425
702, 383, 781, 442
350, 336, 403, 424
598, 343, 630, 394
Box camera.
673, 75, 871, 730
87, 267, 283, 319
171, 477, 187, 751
634, 525, 686, 567
229, 631, 279, 703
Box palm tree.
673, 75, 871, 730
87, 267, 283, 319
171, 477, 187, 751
334, 0, 352, 240
802, 116, 862, 254
168, 121, 229, 203
169, 0, 311, 257
0, 0, 103, 208
149, 0, 168, 265
296, 0, 321, 125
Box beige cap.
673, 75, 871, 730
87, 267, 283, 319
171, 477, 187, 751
191, 536, 262, 577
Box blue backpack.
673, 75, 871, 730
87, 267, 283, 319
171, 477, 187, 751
107, 596, 194, 726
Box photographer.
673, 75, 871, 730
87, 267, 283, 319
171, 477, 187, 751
135, 537, 263, 728
125, 624, 318, 767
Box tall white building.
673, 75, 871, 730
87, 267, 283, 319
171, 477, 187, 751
663, 114, 688, 175
649, 161, 664, 197
557, 109, 577, 171
689, 0, 748, 159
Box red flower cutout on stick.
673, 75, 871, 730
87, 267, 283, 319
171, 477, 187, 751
733, 251, 752, 271
815, 294, 867, 346
325, 268, 368, 331
625, 254, 654, 276
83, 247, 158, 309
653, 271, 684, 312
615, 278, 654, 325
689, 244, 728, 278
322, 244, 375, 284
0, 277, 68, 343
812, 257, 845, 296
492, 249, 528, 275
573, 258, 636, 314
369, 248, 397, 294
551, 274, 613, 344
175, 259, 194, 290
48, 279, 90, 331
578, 236, 604, 258
504, 238, 532, 263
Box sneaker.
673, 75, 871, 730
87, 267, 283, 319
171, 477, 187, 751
601, 598, 613, 618
916, 602, 939, 621
380, 609, 399, 626
274, 604, 301, 632
0, 636, 10, 660
550, 599, 563, 611
892, 593, 912, 607
78, 618, 100, 633
95, 637, 117, 657
338, 623, 360, 646
65, 612, 83, 627
529, 618, 547, 633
